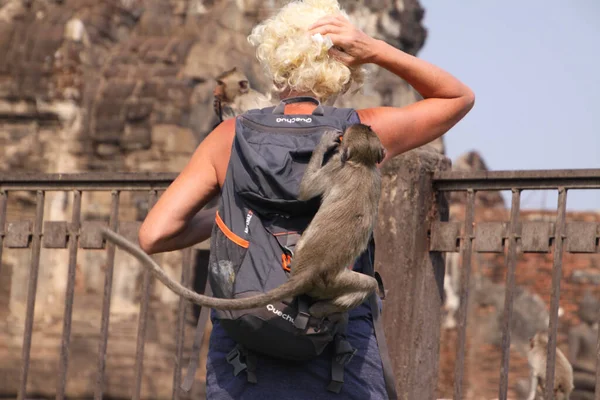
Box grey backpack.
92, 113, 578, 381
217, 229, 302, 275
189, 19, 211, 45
182, 97, 397, 398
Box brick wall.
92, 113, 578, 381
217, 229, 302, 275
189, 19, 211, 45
437, 205, 600, 400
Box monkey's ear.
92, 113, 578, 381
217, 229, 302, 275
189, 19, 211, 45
341, 147, 350, 163
239, 80, 249, 93
378, 148, 386, 164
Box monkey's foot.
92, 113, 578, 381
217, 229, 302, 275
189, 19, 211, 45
309, 301, 347, 318
309, 291, 370, 318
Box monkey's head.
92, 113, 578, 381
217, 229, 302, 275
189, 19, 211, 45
554, 385, 572, 400
529, 331, 549, 349
214, 67, 250, 103
340, 124, 386, 166
578, 290, 600, 324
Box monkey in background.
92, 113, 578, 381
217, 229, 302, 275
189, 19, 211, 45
206, 67, 272, 204
527, 331, 574, 400
213, 67, 273, 122
99, 124, 385, 317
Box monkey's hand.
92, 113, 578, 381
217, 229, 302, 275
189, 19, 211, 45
299, 130, 340, 200
213, 97, 222, 119
316, 130, 342, 156
221, 105, 237, 120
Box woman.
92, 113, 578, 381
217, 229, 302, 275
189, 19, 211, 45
139, 0, 474, 398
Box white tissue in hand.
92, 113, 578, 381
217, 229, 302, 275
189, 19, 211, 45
311, 33, 333, 50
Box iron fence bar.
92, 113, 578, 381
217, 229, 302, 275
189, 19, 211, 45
498, 189, 521, 400
3, 170, 598, 191
1, 184, 174, 191
56, 190, 82, 400
132, 190, 157, 400
434, 169, 600, 180
17, 190, 45, 400
0, 185, 176, 192
0, 173, 176, 191
544, 188, 568, 400
0, 172, 177, 183
172, 247, 192, 400
0, 191, 7, 277
94, 191, 120, 400
433, 169, 600, 191
453, 189, 475, 400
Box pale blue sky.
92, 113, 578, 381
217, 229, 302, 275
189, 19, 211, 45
419, 0, 600, 211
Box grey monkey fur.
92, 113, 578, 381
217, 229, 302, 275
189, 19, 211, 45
526, 331, 574, 400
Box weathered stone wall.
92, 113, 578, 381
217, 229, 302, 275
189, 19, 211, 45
0, 0, 429, 173
0, 0, 428, 307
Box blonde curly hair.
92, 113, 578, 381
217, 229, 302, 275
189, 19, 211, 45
247, 0, 365, 102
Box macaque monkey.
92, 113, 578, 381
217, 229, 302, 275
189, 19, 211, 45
526, 331, 574, 400
100, 124, 385, 317
213, 67, 272, 121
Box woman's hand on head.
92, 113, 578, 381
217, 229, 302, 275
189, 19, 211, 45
308, 15, 379, 67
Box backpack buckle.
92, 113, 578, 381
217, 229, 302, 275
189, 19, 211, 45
334, 338, 357, 365
327, 336, 357, 394
294, 295, 312, 330
293, 311, 310, 330
226, 346, 247, 376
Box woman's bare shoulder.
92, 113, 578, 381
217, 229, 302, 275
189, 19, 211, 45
356, 92, 473, 160
202, 118, 236, 151
356, 107, 405, 157
201, 118, 236, 183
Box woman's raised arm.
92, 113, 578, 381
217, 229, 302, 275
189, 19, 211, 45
357, 41, 475, 160
309, 15, 475, 161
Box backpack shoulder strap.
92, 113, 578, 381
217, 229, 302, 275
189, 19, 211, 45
364, 242, 399, 400
181, 279, 213, 392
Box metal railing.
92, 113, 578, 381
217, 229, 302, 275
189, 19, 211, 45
0, 172, 195, 400
430, 168, 600, 400
1, 169, 599, 399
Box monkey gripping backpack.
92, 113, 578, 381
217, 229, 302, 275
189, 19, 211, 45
182, 97, 398, 399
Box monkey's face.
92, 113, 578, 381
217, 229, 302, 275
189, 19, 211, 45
536, 332, 549, 346
341, 124, 386, 166
578, 304, 600, 324
214, 78, 250, 104
554, 387, 570, 400
214, 67, 251, 104
530, 332, 549, 350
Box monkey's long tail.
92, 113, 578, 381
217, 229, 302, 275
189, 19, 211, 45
100, 227, 310, 310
